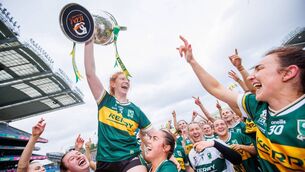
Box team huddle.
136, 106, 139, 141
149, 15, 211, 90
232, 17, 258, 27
17, 36, 305, 172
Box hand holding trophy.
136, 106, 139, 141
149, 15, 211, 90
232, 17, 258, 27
59, 3, 130, 82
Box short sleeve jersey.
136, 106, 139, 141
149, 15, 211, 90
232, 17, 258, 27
188, 139, 234, 172
174, 145, 189, 172
96, 91, 152, 162
176, 136, 193, 155
150, 160, 178, 172
226, 131, 259, 172
229, 121, 246, 134
237, 93, 305, 171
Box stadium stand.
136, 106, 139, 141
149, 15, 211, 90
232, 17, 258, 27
0, 122, 47, 170
0, 3, 84, 171
282, 27, 305, 48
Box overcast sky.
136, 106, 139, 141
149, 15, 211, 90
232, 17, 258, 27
3, 0, 305, 155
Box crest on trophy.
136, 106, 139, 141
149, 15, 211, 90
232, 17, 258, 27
59, 3, 130, 82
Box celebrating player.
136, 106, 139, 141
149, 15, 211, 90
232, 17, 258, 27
17, 118, 46, 172
177, 35, 305, 171
143, 129, 178, 172
188, 122, 242, 172
84, 39, 154, 172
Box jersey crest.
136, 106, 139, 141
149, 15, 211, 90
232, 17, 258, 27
297, 120, 305, 141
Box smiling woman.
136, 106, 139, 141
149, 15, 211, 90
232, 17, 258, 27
177, 36, 305, 171
84, 39, 155, 172
60, 150, 90, 172
143, 129, 178, 172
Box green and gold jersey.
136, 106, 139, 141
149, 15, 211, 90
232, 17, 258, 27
245, 118, 257, 141
96, 91, 152, 162
176, 136, 193, 155
226, 131, 259, 172
174, 145, 189, 172
229, 121, 246, 134
238, 93, 305, 171
151, 160, 178, 172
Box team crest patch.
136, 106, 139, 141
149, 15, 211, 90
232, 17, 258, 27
127, 110, 134, 118
297, 120, 305, 141
177, 151, 182, 157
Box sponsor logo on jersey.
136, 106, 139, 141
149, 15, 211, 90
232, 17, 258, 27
118, 106, 124, 114
256, 129, 305, 171
271, 119, 286, 125
99, 107, 138, 135
257, 110, 267, 126
297, 120, 305, 141
200, 164, 215, 172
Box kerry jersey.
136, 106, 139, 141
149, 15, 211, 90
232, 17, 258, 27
96, 91, 152, 162
237, 93, 305, 171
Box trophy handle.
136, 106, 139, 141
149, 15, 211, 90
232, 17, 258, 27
103, 11, 127, 31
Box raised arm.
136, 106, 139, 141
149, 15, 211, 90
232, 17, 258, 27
178, 36, 238, 108
228, 70, 249, 92
85, 138, 96, 170
74, 134, 84, 152
228, 51, 256, 93
192, 111, 208, 123
227, 103, 243, 118
84, 39, 104, 100
193, 97, 216, 122
215, 100, 223, 117
17, 118, 46, 172
171, 110, 179, 131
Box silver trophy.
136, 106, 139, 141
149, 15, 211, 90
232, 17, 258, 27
92, 11, 126, 45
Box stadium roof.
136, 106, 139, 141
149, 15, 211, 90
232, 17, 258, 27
0, 4, 84, 122
282, 27, 305, 48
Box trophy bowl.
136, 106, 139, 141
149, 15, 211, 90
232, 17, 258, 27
92, 11, 126, 45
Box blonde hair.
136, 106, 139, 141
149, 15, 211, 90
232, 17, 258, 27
109, 71, 125, 96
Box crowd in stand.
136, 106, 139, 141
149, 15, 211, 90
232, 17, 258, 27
17, 36, 305, 172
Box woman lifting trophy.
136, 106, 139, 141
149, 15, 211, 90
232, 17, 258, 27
60, 3, 155, 172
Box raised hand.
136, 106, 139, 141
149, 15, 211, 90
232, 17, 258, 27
75, 134, 84, 151
85, 138, 92, 150
32, 118, 46, 138
192, 96, 202, 106
216, 100, 222, 110
228, 70, 241, 82
192, 111, 199, 119
177, 35, 194, 63
229, 49, 244, 71
171, 110, 176, 118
